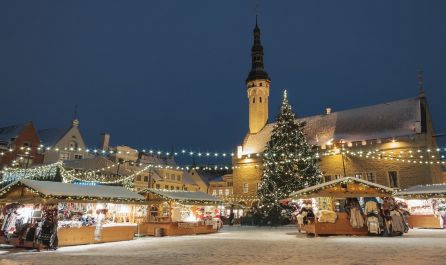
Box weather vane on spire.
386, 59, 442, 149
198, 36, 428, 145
417, 70, 424, 93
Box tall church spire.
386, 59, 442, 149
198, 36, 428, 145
246, 17, 270, 84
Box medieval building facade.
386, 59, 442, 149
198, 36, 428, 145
230, 20, 444, 206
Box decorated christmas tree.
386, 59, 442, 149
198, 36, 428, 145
256, 90, 322, 225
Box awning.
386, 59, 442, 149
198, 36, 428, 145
395, 184, 446, 199
139, 188, 222, 205
289, 177, 395, 199
0, 179, 145, 203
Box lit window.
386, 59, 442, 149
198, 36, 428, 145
225, 189, 230, 196
59, 153, 69, 161
218, 190, 223, 196
354, 173, 363, 179
212, 190, 217, 196
243, 183, 248, 193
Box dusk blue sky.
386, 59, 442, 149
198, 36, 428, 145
1, 0, 446, 153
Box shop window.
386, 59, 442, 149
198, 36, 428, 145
324, 175, 332, 182
144, 176, 149, 182
184, 187, 188, 191
354, 173, 363, 179
171, 186, 174, 190
165, 185, 169, 190
243, 183, 248, 193
225, 189, 230, 196
176, 186, 180, 190
388, 171, 399, 188
366, 172, 376, 183
212, 190, 217, 196
257, 183, 261, 190
136, 176, 142, 182
218, 189, 223, 196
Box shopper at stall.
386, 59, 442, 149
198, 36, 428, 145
345, 198, 364, 228
94, 209, 107, 241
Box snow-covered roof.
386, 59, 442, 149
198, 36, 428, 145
38, 127, 69, 147
243, 97, 421, 154
0, 123, 28, 143
290, 177, 395, 198
63, 156, 132, 175
0, 179, 144, 202
140, 188, 222, 204
395, 184, 446, 198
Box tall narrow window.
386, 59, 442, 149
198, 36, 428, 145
388, 171, 399, 188
252, 98, 255, 103
243, 183, 249, 193
259, 97, 262, 103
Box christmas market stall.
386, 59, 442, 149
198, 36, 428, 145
289, 177, 401, 236
139, 189, 222, 236
0, 179, 146, 248
395, 184, 446, 229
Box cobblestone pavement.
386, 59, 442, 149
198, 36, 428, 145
0, 226, 445, 265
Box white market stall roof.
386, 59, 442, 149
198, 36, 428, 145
395, 184, 446, 198
0, 179, 145, 203
289, 177, 395, 199
140, 188, 223, 205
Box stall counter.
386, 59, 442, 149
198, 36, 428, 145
302, 212, 369, 236
58, 224, 137, 246
141, 222, 216, 236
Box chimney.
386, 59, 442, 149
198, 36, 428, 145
325, 107, 332, 115
101, 133, 110, 151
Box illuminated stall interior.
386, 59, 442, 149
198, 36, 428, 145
139, 189, 222, 236
289, 177, 395, 236
0, 179, 145, 248
396, 184, 446, 229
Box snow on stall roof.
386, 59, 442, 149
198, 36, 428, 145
243, 97, 421, 154
5, 179, 144, 201
140, 188, 222, 203
289, 177, 395, 198
396, 184, 446, 196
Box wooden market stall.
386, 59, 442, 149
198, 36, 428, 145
139, 189, 222, 236
289, 177, 395, 236
0, 179, 146, 248
395, 184, 446, 229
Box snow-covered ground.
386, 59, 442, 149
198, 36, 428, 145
1, 226, 445, 265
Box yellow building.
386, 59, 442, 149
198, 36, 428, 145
230, 19, 444, 206
109, 145, 200, 192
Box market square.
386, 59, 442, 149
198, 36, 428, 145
1, 1, 446, 264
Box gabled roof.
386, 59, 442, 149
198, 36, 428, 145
243, 97, 421, 154
140, 188, 222, 204
289, 177, 395, 198
395, 184, 446, 198
0, 123, 29, 143
0, 179, 144, 203
38, 127, 70, 147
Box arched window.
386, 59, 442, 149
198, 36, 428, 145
252, 98, 255, 103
